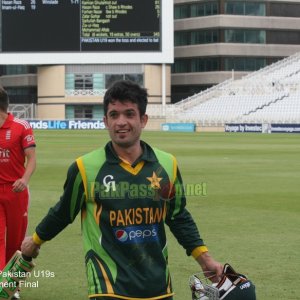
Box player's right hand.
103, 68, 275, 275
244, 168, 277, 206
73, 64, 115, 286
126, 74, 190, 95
21, 236, 40, 258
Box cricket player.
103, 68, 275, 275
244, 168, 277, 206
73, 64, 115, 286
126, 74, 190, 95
22, 80, 223, 300
0, 87, 36, 299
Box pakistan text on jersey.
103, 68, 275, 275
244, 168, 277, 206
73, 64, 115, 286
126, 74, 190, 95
109, 206, 167, 227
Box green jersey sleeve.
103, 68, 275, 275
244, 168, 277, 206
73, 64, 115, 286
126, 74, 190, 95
165, 167, 205, 256
35, 162, 85, 241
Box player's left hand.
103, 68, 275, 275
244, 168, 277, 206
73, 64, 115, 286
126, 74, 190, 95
197, 252, 223, 283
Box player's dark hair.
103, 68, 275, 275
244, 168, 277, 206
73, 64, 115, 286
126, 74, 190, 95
0, 87, 9, 112
103, 80, 148, 117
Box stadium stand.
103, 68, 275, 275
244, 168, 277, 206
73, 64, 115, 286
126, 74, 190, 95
153, 52, 300, 126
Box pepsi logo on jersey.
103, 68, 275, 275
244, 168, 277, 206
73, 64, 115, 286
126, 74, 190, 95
114, 225, 158, 244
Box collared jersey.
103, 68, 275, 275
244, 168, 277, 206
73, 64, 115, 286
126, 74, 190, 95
0, 113, 36, 184
35, 141, 204, 300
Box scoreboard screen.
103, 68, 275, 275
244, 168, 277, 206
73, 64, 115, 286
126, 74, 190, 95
0, 0, 173, 64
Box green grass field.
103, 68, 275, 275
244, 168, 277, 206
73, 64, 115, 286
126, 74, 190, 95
22, 130, 300, 300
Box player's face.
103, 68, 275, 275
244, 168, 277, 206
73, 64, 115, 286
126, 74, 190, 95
104, 100, 148, 149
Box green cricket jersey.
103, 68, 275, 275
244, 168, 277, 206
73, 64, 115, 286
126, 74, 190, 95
35, 141, 205, 299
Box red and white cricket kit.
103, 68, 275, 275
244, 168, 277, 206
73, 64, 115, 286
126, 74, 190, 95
0, 113, 36, 270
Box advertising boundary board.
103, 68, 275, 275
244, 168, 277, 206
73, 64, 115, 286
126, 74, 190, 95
225, 123, 300, 133
161, 123, 196, 132
270, 123, 300, 133
28, 120, 105, 130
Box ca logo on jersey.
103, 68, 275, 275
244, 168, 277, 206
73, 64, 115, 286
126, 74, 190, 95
103, 175, 116, 192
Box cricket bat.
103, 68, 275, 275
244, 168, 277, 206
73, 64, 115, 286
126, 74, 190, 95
0, 251, 35, 299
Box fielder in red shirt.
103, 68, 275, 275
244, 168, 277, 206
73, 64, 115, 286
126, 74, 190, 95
0, 87, 36, 281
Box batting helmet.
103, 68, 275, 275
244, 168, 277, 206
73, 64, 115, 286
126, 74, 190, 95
189, 263, 256, 300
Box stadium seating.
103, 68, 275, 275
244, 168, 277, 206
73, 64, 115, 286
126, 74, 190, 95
160, 51, 300, 125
